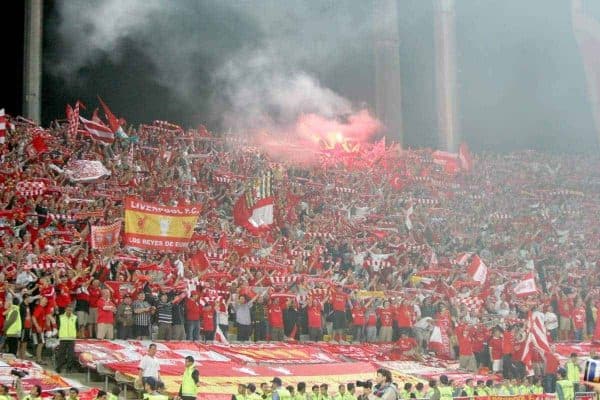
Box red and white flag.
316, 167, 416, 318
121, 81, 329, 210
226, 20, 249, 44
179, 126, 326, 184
467, 255, 488, 284
214, 324, 230, 345
429, 325, 451, 359
91, 222, 121, 250
234, 196, 275, 233
514, 272, 537, 297
80, 116, 115, 144
454, 252, 472, 266
521, 311, 552, 369
0, 108, 6, 144
66, 101, 82, 136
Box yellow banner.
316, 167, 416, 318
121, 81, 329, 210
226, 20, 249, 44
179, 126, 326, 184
124, 210, 198, 238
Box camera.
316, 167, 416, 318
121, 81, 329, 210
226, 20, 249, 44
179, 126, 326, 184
356, 381, 372, 389
11, 369, 28, 378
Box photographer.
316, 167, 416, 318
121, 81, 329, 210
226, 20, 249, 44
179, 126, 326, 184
368, 369, 398, 400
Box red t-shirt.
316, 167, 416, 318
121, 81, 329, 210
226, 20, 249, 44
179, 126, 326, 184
366, 313, 377, 327
307, 305, 322, 329
186, 298, 201, 321
352, 306, 366, 325
32, 304, 47, 333
56, 283, 73, 308
88, 286, 102, 308
268, 304, 284, 328
489, 336, 503, 360
331, 292, 348, 312
502, 331, 514, 355
377, 307, 393, 327
573, 306, 586, 329
202, 306, 215, 331
396, 337, 418, 352
458, 333, 473, 356
97, 298, 115, 324
395, 305, 413, 328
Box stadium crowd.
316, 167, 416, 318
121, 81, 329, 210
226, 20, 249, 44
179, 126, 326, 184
0, 108, 600, 397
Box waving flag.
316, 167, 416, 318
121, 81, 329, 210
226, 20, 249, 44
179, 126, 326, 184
234, 171, 275, 234
514, 272, 537, 297
66, 101, 82, 136
467, 255, 488, 284
98, 95, 128, 138
521, 311, 552, 370
80, 116, 115, 144
91, 222, 121, 250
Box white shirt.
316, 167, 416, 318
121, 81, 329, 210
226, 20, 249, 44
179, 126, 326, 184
139, 355, 160, 379
544, 311, 559, 330
174, 259, 185, 278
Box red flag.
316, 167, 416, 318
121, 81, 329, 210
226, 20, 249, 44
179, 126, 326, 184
97, 95, 122, 133
30, 131, 49, 155
214, 324, 230, 345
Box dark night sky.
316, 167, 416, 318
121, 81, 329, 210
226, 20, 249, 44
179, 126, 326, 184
2, 1, 600, 153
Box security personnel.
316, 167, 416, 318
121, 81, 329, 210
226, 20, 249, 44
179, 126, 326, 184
56, 305, 78, 373
438, 375, 453, 400
5, 298, 22, 356
529, 377, 543, 395
294, 383, 308, 400
271, 377, 291, 400
557, 369, 575, 400
344, 383, 357, 400
248, 384, 263, 400
179, 356, 200, 400
565, 353, 581, 392
68, 387, 80, 400
107, 387, 120, 400
461, 379, 475, 398
143, 380, 168, 400
234, 384, 247, 400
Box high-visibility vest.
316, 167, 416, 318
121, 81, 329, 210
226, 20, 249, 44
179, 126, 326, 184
566, 361, 580, 383
107, 393, 118, 400
235, 394, 247, 400
531, 385, 543, 394
274, 388, 292, 400
343, 393, 356, 400
557, 379, 574, 400
463, 386, 475, 397
145, 394, 168, 400
58, 313, 77, 340
181, 366, 199, 397
439, 386, 453, 400
249, 393, 263, 400
5, 305, 22, 336
293, 393, 307, 400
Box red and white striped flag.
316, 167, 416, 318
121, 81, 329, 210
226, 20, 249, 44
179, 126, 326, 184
513, 272, 537, 297
454, 252, 472, 266
467, 255, 488, 284
80, 116, 115, 144
66, 101, 81, 136
521, 311, 552, 370
0, 108, 6, 144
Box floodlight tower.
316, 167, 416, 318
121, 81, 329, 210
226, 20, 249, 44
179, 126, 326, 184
23, 0, 43, 124
374, 0, 404, 145
434, 0, 459, 152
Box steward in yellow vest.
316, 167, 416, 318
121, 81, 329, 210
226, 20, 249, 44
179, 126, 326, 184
557, 369, 575, 400
179, 356, 200, 400
271, 378, 291, 400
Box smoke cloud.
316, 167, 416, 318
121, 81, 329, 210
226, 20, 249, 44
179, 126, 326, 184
50, 0, 378, 139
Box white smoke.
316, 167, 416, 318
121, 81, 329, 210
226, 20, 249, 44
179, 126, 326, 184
51, 0, 374, 130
